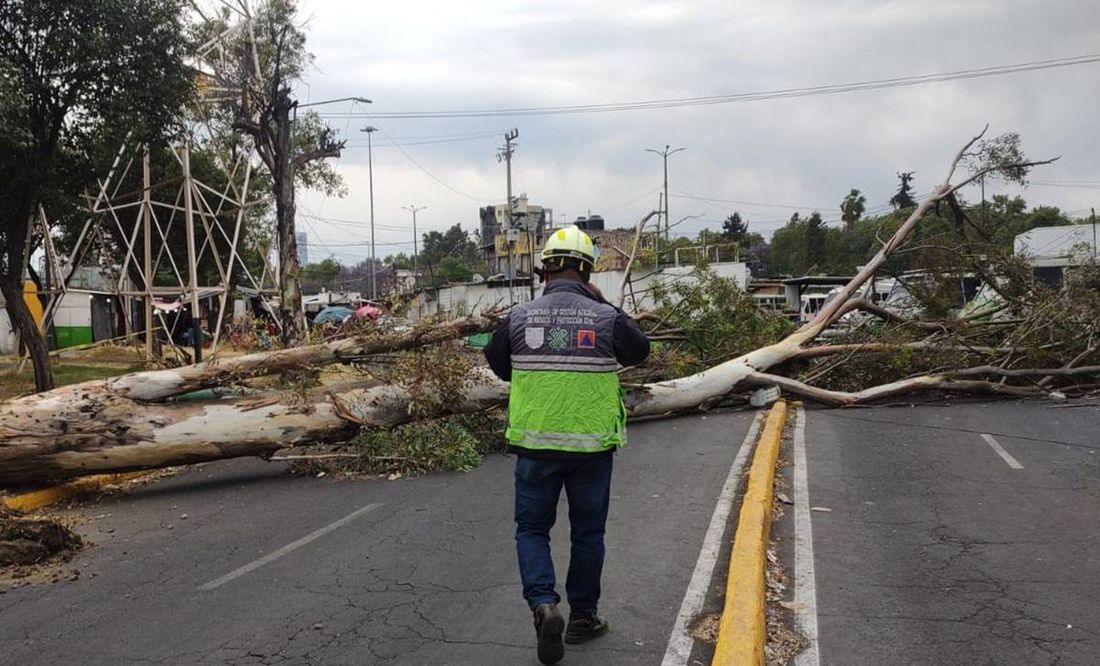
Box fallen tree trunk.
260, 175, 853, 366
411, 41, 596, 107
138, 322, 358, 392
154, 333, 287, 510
0, 313, 505, 486
0, 129, 1070, 487
105, 309, 506, 401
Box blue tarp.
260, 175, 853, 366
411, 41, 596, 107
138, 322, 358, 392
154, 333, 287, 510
312, 306, 354, 325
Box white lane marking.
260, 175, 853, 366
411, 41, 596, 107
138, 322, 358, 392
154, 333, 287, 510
793, 406, 821, 666
198, 503, 383, 591
981, 433, 1023, 469
661, 412, 765, 666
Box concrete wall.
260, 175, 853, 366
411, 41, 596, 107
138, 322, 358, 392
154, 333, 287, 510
54, 292, 94, 348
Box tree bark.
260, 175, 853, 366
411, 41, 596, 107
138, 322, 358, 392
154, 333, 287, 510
0, 205, 54, 393
105, 310, 505, 401
272, 87, 307, 344
0, 389, 352, 486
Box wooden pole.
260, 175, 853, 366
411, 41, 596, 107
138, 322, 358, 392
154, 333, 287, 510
211, 158, 253, 353
183, 144, 202, 363
143, 147, 154, 360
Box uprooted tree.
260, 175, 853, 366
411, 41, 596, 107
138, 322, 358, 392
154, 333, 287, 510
2, 128, 1088, 488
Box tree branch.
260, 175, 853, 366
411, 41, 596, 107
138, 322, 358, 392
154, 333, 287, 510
291, 140, 345, 170
618, 209, 660, 309
745, 371, 1048, 407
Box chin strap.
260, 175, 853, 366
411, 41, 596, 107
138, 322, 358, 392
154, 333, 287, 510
537, 256, 593, 284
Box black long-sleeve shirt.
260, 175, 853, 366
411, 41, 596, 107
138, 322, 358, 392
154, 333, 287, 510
483, 280, 651, 382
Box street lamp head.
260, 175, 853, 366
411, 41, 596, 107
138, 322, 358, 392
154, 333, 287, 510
361, 125, 378, 133
352, 96, 373, 104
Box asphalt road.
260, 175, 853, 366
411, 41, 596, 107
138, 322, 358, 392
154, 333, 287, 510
792, 401, 1100, 666
0, 412, 755, 665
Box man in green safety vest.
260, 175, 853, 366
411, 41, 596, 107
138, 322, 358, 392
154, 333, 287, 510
484, 225, 651, 665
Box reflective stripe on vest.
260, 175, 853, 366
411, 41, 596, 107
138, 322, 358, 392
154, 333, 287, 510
511, 354, 618, 373
505, 429, 622, 450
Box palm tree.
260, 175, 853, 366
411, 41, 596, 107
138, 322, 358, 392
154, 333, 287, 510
840, 188, 867, 232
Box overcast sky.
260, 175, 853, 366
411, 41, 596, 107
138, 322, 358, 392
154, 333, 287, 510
290, 0, 1100, 265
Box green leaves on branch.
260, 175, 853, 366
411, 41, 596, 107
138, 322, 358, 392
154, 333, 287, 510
646, 270, 794, 375
347, 412, 508, 475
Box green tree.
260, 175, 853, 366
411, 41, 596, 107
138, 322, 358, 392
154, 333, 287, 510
889, 171, 917, 210
805, 212, 827, 272
768, 212, 805, 275
439, 256, 474, 283
204, 0, 348, 343
386, 253, 413, 270
0, 0, 192, 391
301, 258, 342, 289
840, 189, 866, 231
721, 212, 749, 244
421, 223, 480, 279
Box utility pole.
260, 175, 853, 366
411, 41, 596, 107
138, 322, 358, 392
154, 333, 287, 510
1092, 207, 1097, 258
361, 125, 378, 300
403, 205, 426, 285
497, 129, 519, 302
646, 144, 685, 265
655, 192, 663, 267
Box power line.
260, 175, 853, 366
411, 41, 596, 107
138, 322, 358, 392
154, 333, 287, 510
300, 212, 462, 234
341, 130, 505, 149
310, 238, 418, 248
363, 120, 488, 201
671, 191, 832, 211
354, 53, 1100, 119
603, 186, 663, 212
1030, 181, 1100, 190
328, 127, 506, 141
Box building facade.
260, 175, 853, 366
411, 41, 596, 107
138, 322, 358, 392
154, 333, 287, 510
296, 231, 310, 266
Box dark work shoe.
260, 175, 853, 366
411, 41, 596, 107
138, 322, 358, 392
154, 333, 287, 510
564, 610, 609, 644
533, 603, 565, 664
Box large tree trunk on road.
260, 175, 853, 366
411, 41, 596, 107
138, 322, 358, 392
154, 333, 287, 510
0, 313, 503, 487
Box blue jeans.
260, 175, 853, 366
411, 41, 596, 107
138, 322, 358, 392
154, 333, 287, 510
514, 454, 614, 613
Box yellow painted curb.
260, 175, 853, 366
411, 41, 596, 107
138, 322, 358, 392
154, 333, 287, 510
1, 472, 151, 513
712, 401, 789, 666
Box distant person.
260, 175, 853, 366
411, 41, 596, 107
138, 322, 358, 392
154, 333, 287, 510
484, 225, 650, 664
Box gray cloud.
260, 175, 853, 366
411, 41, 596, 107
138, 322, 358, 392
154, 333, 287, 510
295, 0, 1100, 262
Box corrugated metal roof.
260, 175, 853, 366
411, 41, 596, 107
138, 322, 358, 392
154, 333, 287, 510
1014, 224, 1098, 260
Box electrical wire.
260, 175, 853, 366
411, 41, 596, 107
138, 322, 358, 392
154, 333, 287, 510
341, 130, 505, 149
362, 120, 490, 201
348, 53, 1100, 119
670, 191, 832, 211
1029, 181, 1100, 190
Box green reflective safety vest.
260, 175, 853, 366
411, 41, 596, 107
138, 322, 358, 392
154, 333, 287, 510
505, 290, 627, 453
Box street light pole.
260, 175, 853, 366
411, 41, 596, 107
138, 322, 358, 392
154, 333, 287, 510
403, 205, 427, 284
646, 144, 685, 265
361, 125, 378, 300
294, 96, 371, 122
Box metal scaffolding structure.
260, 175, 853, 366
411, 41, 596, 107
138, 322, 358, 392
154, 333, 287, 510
28, 1, 277, 363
